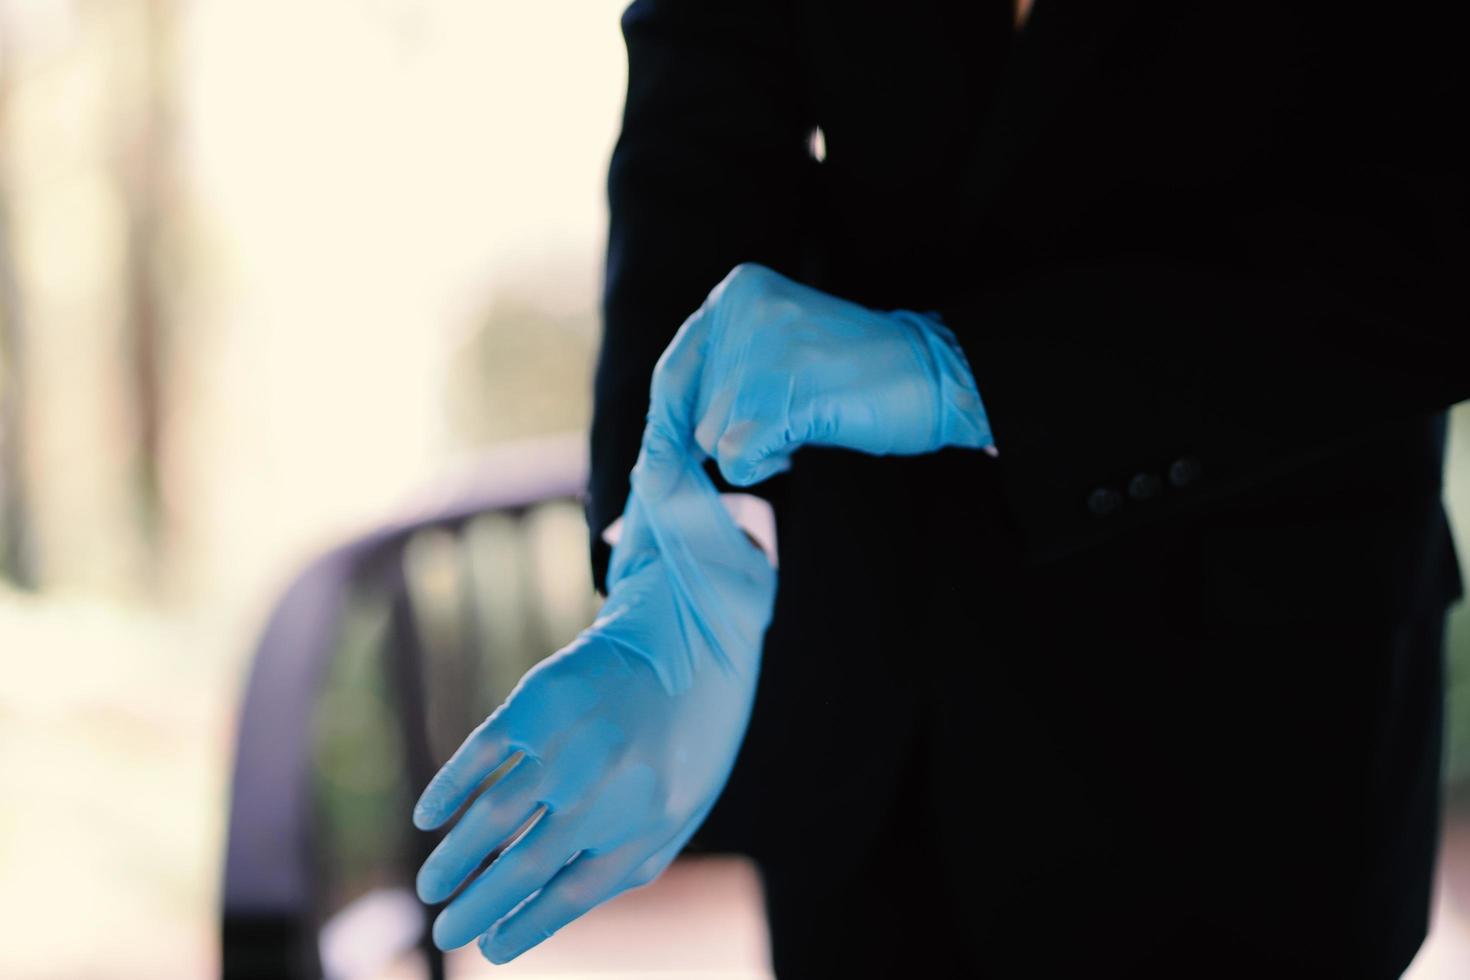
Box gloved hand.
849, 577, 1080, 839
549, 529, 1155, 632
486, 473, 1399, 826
638, 261, 994, 501
412, 424, 776, 963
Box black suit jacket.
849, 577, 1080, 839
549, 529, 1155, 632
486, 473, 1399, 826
588, 0, 1468, 876
591, 0, 1468, 581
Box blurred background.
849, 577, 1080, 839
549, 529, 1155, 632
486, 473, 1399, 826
0, 2, 1468, 978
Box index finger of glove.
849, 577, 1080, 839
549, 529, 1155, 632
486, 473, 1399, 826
415, 755, 547, 904
413, 695, 554, 831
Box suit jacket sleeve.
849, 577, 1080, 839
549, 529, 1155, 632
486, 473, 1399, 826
940, 251, 1469, 568
589, 0, 812, 593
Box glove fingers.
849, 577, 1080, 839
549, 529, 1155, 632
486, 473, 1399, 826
477, 844, 647, 963
431, 809, 578, 951
692, 382, 736, 459
625, 414, 690, 507
413, 692, 555, 830
415, 755, 547, 904
480, 819, 690, 964
711, 363, 806, 486
715, 419, 793, 487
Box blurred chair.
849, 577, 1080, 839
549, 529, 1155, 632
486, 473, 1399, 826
221, 436, 591, 980
222, 426, 1470, 979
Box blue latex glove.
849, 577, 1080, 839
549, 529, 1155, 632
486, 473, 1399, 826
638, 262, 994, 500
412, 427, 775, 963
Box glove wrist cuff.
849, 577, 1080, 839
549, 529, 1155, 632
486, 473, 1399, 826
896, 310, 996, 452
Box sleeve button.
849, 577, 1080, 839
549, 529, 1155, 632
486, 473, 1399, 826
1127, 472, 1161, 501
1168, 456, 1202, 488
1087, 487, 1123, 517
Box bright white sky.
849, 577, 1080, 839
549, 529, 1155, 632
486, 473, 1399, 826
177, 0, 628, 611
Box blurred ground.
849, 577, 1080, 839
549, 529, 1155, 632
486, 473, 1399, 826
1407, 812, 1470, 979
0, 591, 227, 977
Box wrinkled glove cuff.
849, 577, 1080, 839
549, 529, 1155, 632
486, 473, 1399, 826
897, 310, 997, 453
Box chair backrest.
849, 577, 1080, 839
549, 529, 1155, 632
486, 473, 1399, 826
221, 435, 593, 980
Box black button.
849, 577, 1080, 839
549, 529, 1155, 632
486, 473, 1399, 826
1168, 456, 1202, 488
1128, 472, 1161, 502
1087, 487, 1122, 517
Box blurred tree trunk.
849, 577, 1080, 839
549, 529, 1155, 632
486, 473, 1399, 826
0, 11, 37, 588
118, 0, 178, 570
